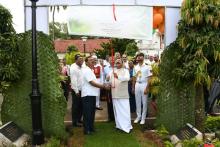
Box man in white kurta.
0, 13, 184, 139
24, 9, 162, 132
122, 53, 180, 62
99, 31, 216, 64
107, 58, 133, 133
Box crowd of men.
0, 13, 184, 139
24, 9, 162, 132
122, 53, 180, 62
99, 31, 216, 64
59, 52, 159, 135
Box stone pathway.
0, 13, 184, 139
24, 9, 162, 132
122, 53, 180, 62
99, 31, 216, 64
64, 96, 109, 124
64, 93, 156, 126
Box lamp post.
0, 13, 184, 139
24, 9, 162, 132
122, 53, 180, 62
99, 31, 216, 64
81, 36, 88, 57
30, 0, 44, 145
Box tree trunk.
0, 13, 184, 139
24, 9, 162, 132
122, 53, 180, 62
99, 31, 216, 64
52, 6, 55, 41
195, 84, 205, 132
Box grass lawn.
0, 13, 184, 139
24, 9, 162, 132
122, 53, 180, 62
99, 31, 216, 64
69, 122, 157, 147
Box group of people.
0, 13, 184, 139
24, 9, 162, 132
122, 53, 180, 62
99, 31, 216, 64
59, 52, 159, 135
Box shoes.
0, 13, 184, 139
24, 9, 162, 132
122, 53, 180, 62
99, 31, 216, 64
96, 107, 103, 110
84, 131, 92, 135
134, 118, 141, 123
91, 129, 97, 133
73, 123, 82, 127
140, 119, 145, 125
78, 120, 83, 124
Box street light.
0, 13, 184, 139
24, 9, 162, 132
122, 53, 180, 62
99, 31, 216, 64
81, 36, 88, 57
30, 0, 44, 145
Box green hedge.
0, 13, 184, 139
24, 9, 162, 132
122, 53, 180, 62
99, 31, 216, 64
1, 31, 67, 138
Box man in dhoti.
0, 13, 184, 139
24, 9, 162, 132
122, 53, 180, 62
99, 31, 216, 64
107, 58, 132, 133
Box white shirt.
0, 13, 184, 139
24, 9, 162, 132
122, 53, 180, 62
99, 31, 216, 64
123, 61, 129, 69
133, 63, 152, 83
69, 63, 83, 94
81, 66, 99, 97
109, 68, 130, 99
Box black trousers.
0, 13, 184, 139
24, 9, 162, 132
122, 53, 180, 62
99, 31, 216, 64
82, 96, 96, 132
72, 90, 82, 125
106, 90, 115, 121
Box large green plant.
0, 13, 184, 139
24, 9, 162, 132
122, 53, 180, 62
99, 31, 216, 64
157, 42, 196, 133
1, 31, 67, 138
0, 5, 21, 91
175, 0, 220, 131
65, 45, 80, 64
157, 0, 220, 132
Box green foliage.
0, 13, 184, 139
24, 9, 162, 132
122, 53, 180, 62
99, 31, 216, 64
149, 63, 160, 96
0, 5, 21, 91
205, 116, 220, 132
157, 42, 196, 133
213, 139, 220, 147
164, 141, 174, 147
125, 42, 138, 57
44, 137, 61, 147
94, 48, 109, 59
1, 31, 67, 139
65, 45, 80, 64
156, 125, 169, 138
157, 0, 220, 132
94, 38, 137, 58
182, 138, 202, 147
49, 22, 69, 40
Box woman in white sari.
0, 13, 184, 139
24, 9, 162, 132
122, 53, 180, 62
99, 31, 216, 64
107, 58, 133, 133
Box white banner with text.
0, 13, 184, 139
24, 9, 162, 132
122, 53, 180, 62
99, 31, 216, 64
67, 6, 153, 40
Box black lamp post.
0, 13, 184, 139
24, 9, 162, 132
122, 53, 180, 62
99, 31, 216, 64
30, 0, 44, 145
81, 36, 87, 57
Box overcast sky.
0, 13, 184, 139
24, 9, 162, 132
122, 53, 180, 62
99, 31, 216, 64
0, 0, 24, 33
0, 0, 67, 33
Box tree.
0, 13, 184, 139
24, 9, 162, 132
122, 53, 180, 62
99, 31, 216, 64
50, 6, 67, 41
94, 38, 137, 59
0, 5, 21, 92
175, 0, 220, 131
49, 22, 69, 40
157, 0, 220, 132
2, 31, 67, 138
125, 42, 138, 57
65, 45, 80, 65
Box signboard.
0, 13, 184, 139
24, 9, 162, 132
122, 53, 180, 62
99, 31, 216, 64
0, 122, 29, 146
25, 0, 183, 6
165, 8, 181, 46
0, 122, 24, 142
67, 6, 153, 40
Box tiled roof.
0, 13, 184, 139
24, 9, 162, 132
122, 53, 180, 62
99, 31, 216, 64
54, 39, 110, 53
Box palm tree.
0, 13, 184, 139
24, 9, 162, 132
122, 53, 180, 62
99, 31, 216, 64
50, 5, 67, 41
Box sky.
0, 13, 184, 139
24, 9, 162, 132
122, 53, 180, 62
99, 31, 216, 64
0, 0, 25, 33
0, 0, 67, 33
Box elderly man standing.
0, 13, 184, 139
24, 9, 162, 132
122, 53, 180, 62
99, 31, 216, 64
81, 55, 110, 135
107, 58, 132, 133
133, 53, 152, 125
69, 54, 84, 127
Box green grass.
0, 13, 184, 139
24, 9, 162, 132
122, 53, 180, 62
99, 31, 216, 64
84, 122, 156, 147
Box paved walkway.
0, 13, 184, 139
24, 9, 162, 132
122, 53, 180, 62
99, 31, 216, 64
64, 93, 156, 125
64, 96, 109, 123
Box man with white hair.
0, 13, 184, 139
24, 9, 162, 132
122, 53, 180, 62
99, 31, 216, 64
107, 58, 132, 133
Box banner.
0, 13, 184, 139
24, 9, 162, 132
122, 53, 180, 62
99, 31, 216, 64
67, 6, 153, 40
165, 8, 181, 46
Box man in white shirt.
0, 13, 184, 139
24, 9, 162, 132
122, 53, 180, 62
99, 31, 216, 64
132, 53, 152, 125
81, 55, 110, 135
69, 54, 84, 127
